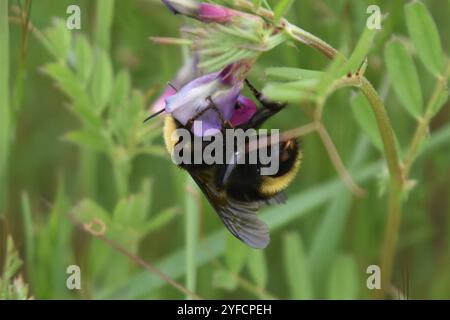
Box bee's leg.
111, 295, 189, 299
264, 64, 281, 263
244, 79, 286, 111
186, 98, 233, 131
243, 79, 287, 129
206, 97, 233, 129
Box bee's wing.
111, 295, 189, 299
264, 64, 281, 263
259, 192, 287, 206
189, 172, 270, 249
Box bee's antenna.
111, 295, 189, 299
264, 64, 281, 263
143, 109, 165, 123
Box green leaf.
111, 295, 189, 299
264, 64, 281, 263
350, 93, 383, 151
2, 236, 22, 286
138, 207, 178, 236
91, 50, 113, 113
317, 52, 346, 97
265, 67, 323, 81
44, 19, 71, 61
309, 190, 352, 283
75, 35, 93, 86
247, 250, 267, 288
384, 39, 423, 118
282, 232, 313, 299
72, 101, 103, 130
64, 129, 111, 153
225, 236, 250, 274
327, 254, 359, 299
43, 63, 102, 129
340, 26, 376, 76
111, 70, 131, 113
109, 73, 135, 144
263, 79, 318, 103
43, 63, 90, 105
113, 180, 151, 228
0, 236, 29, 300
405, 1, 444, 77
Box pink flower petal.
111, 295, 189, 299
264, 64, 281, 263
230, 95, 257, 127
198, 3, 237, 23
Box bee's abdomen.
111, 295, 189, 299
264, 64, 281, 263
258, 139, 302, 197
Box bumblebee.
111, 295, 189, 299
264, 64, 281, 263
150, 81, 302, 248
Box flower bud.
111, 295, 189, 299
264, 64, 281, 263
162, 0, 247, 24
197, 3, 240, 24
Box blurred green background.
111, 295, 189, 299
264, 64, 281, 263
0, 0, 449, 299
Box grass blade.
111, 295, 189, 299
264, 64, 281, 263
0, 0, 9, 215
185, 176, 200, 298
326, 254, 359, 299
340, 26, 376, 76
247, 249, 268, 289
282, 232, 313, 299
20, 192, 34, 280
350, 93, 383, 151
308, 136, 368, 289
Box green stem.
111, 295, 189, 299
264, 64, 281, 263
284, 21, 405, 298
378, 182, 403, 298
358, 78, 406, 299
12, 0, 32, 115
283, 21, 340, 60
358, 77, 403, 185
403, 60, 450, 177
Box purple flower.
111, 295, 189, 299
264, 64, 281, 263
165, 69, 242, 136
162, 62, 253, 136
151, 56, 199, 113
151, 86, 177, 113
